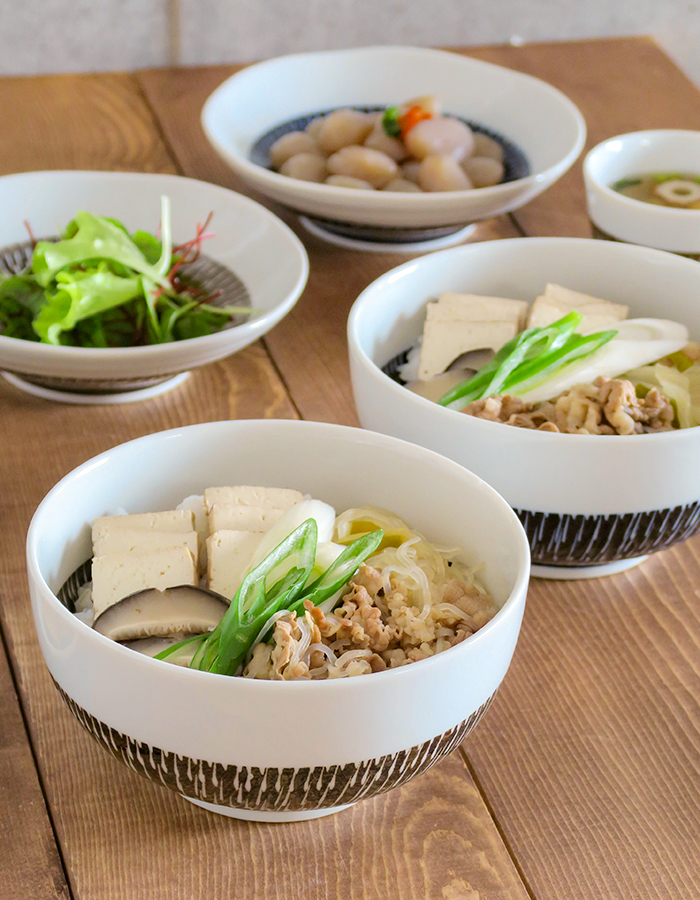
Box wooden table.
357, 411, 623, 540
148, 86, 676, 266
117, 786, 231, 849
2, 37, 700, 900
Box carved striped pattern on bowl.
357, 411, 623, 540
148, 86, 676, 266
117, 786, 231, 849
54, 682, 494, 811
517, 502, 700, 566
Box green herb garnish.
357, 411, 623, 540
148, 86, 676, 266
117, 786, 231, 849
0, 198, 250, 347
382, 106, 402, 138
613, 178, 642, 191
189, 520, 384, 676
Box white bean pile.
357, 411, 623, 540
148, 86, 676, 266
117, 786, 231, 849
268, 96, 506, 193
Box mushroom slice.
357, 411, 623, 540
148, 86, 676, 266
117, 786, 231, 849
123, 636, 201, 667
93, 586, 228, 642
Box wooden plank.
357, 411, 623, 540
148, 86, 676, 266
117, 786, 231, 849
0, 632, 71, 900
137, 66, 522, 425
0, 72, 176, 175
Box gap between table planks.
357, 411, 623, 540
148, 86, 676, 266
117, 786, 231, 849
0, 68, 530, 899
139, 37, 700, 900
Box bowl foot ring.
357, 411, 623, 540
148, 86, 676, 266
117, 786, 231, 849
183, 796, 354, 821
2, 371, 190, 405
299, 216, 477, 254
531, 555, 649, 580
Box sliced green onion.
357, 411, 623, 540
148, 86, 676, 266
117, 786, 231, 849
612, 177, 642, 190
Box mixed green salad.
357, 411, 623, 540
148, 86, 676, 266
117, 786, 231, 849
0, 197, 249, 347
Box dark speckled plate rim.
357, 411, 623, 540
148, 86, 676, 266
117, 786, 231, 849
250, 107, 530, 244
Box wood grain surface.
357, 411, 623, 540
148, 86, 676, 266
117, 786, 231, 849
2, 36, 700, 900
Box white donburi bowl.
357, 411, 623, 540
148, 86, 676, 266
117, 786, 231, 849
27, 419, 529, 822
584, 130, 700, 255
202, 46, 585, 245
0, 171, 308, 400
348, 237, 700, 578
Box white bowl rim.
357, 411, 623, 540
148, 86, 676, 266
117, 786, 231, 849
0, 169, 309, 360
584, 130, 700, 221
27, 419, 531, 691
348, 235, 700, 445
201, 44, 587, 206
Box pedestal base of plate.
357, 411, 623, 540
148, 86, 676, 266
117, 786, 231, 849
531, 555, 649, 580
2, 371, 190, 405
183, 796, 353, 822
299, 216, 477, 253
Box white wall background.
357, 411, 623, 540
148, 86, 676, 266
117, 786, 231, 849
2, 0, 699, 85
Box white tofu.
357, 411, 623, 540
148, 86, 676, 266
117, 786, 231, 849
93, 528, 199, 562
203, 486, 304, 514
418, 320, 518, 381
92, 510, 194, 544
527, 285, 629, 331
91, 547, 198, 618
207, 530, 263, 601
208, 504, 284, 534
428, 293, 528, 329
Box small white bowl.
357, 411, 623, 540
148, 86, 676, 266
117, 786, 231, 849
584, 130, 700, 256
0, 171, 308, 402
202, 46, 586, 249
27, 419, 529, 821
348, 237, 700, 578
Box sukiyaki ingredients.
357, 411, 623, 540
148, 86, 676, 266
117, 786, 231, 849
90, 509, 199, 616
526, 284, 628, 331
418, 292, 528, 381
92, 586, 229, 641
463, 376, 675, 434
208, 505, 284, 533
91, 546, 198, 617
76, 486, 497, 678
512, 318, 689, 404
266, 97, 510, 193
613, 172, 700, 209
625, 345, 700, 428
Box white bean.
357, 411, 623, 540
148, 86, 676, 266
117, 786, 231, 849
405, 116, 475, 162
383, 178, 424, 192
472, 132, 504, 162
418, 155, 472, 192
305, 117, 325, 140
327, 146, 398, 188
401, 161, 422, 184
325, 175, 374, 190
279, 153, 328, 183
269, 131, 323, 168
461, 156, 505, 188
363, 120, 407, 162
317, 109, 374, 153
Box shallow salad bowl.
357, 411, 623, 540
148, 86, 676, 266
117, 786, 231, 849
0, 171, 308, 403
27, 419, 529, 822
348, 237, 700, 578
202, 46, 585, 249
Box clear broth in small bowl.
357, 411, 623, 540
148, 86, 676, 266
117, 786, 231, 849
613, 173, 700, 209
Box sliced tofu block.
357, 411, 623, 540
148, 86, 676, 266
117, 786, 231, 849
93, 528, 199, 563
91, 546, 198, 617
208, 504, 284, 534
207, 530, 263, 601
92, 510, 195, 544
418, 320, 518, 381
527, 285, 629, 331
428, 293, 528, 330
203, 486, 304, 514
